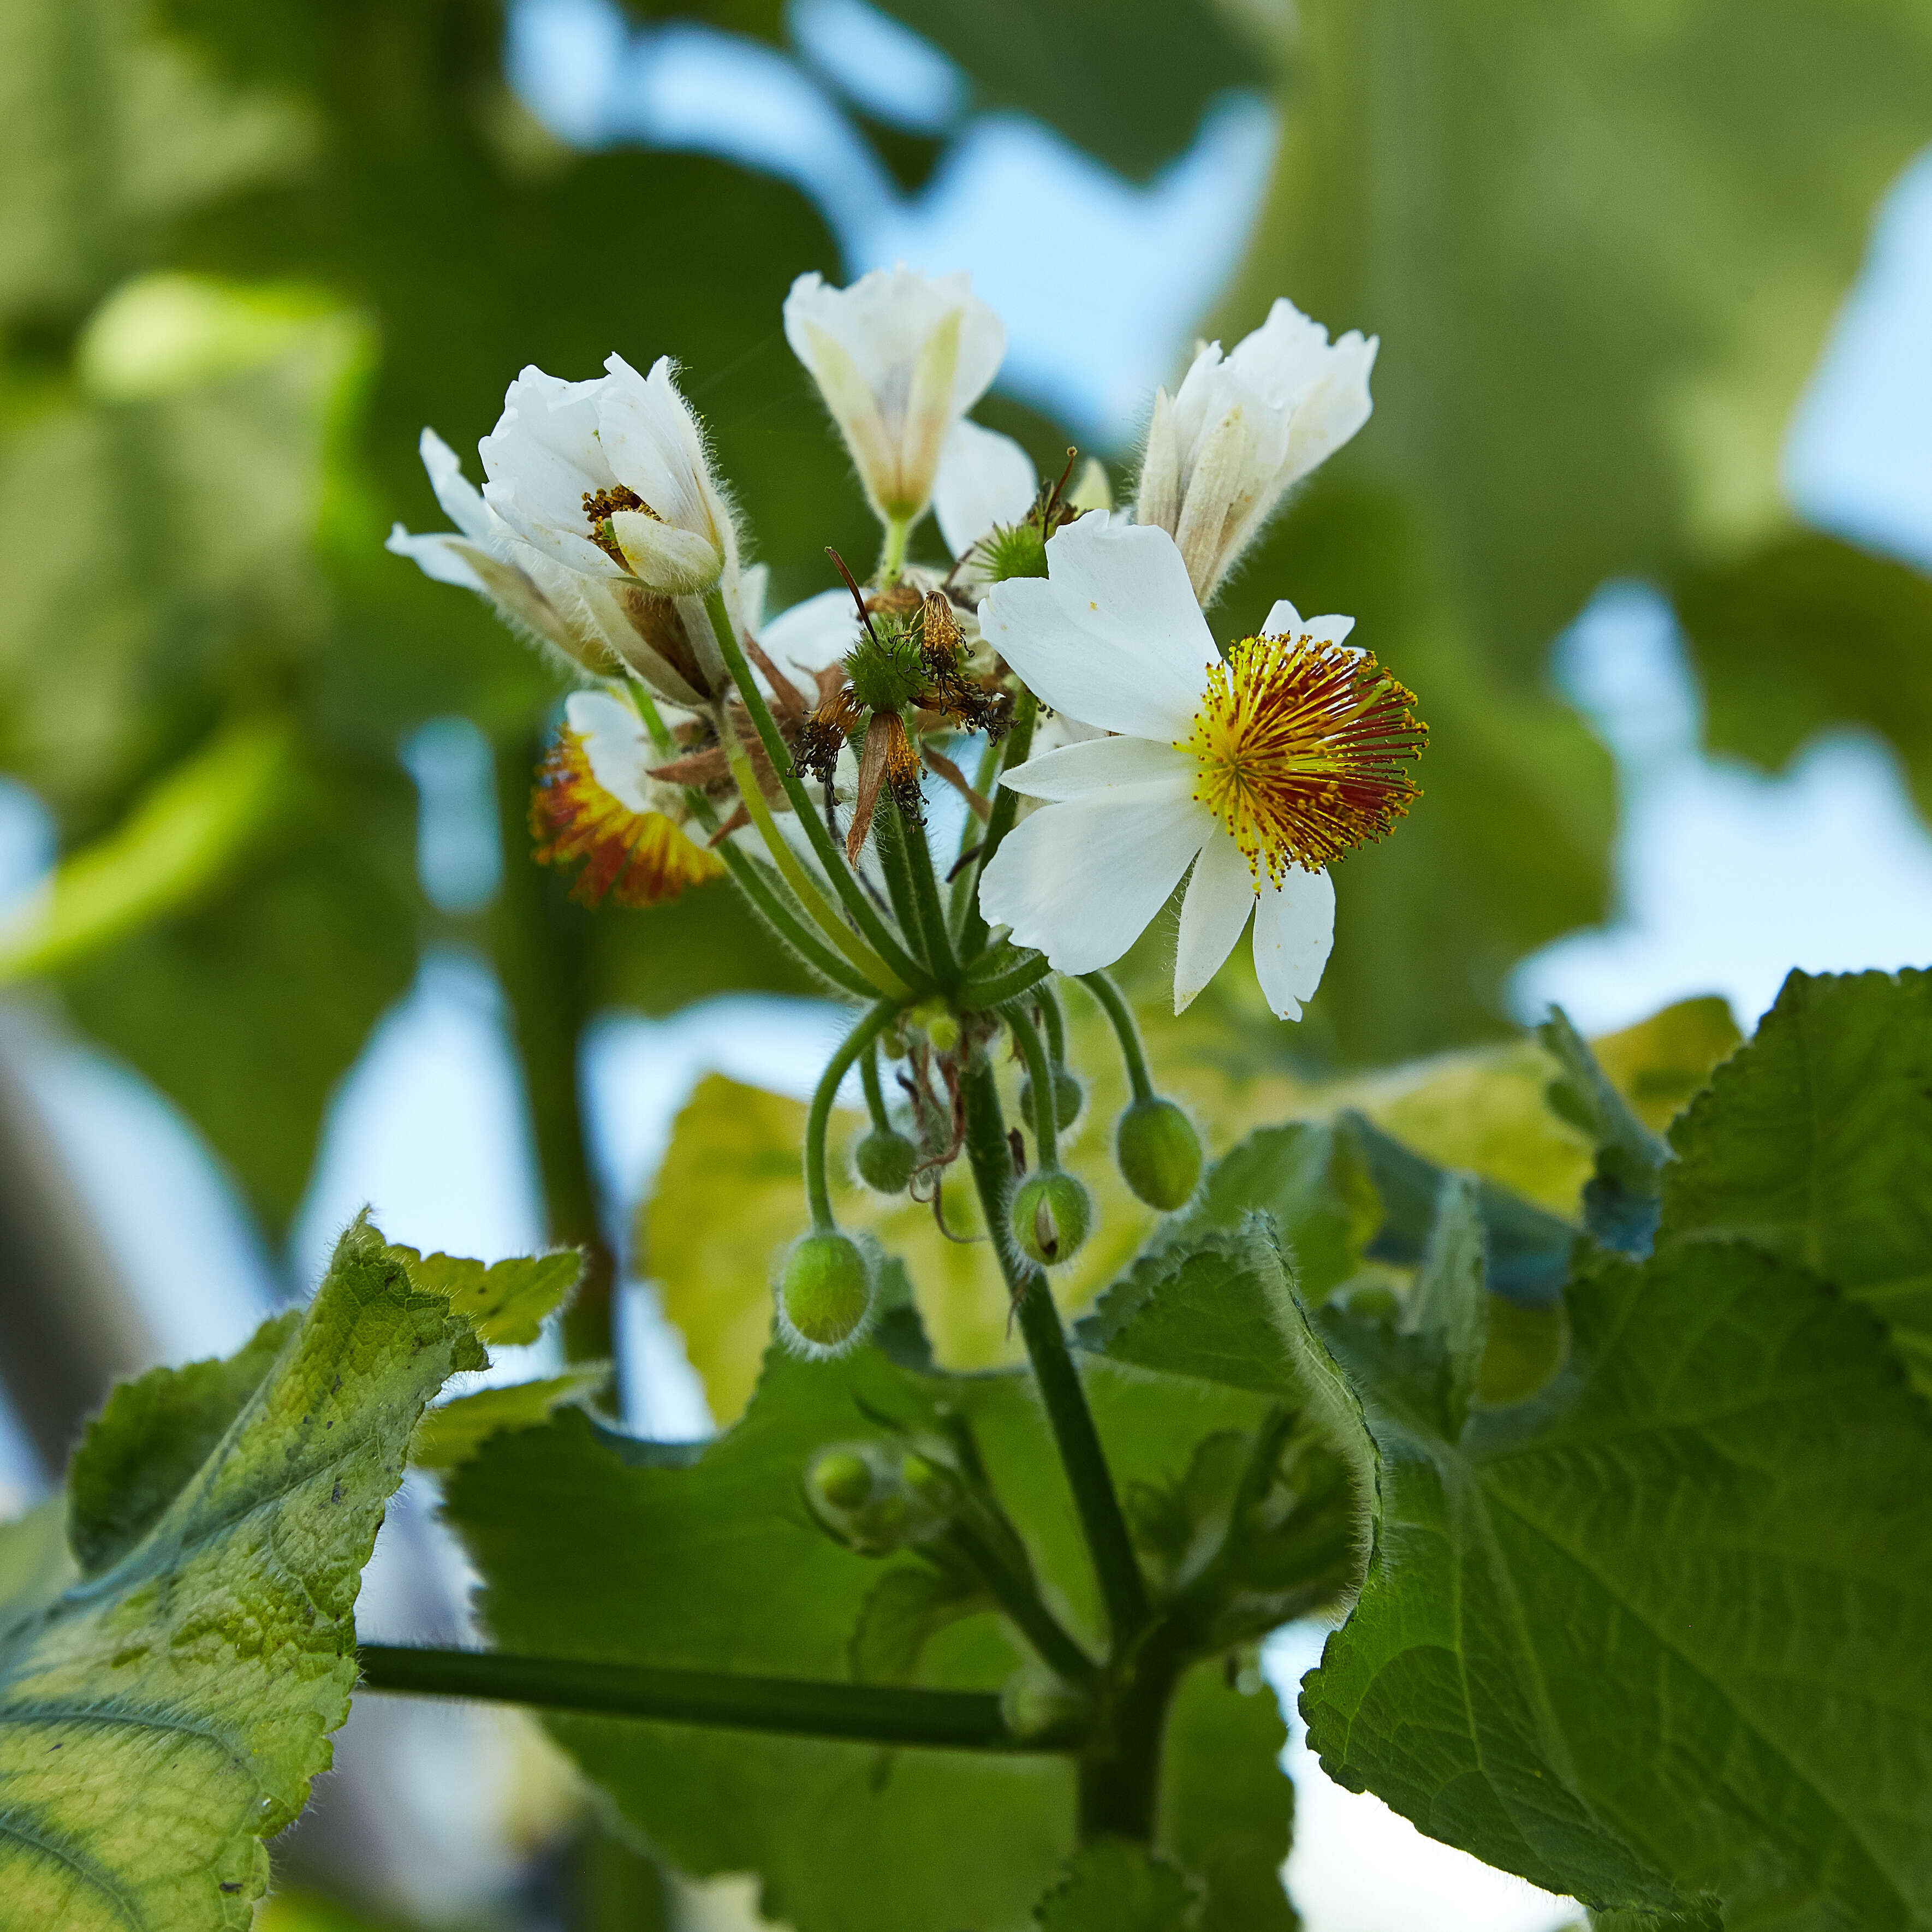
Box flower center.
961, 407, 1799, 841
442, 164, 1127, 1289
1181, 632, 1427, 884
582, 484, 656, 568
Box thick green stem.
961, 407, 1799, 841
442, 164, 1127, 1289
705, 590, 924, 987
1075, 1626, 1187, 1841
1079, 970, 1156, 1103
870, 792, 930, 971
877, 514, 912, 584
1006, 1004, 1060, 1170
715, 842, 877, 999
957, 691, 1037, 959
958, 1054, 1150, 1651
806, 1001, 904, 1227
1033, 980, 1067, 1067
356, 1645, 1079, 1753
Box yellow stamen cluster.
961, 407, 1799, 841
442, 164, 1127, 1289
582, 484, 655, 568
1181, 632, 1427, 884
532, 727, 724, 907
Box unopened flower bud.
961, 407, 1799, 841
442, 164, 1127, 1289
803, 1440, 955, 1555
1115, 1098, 1202, 1211
853, 1127, 918, 1194
908, 997, 960, 1053
1018, 1066, 1083, 1133
1009, 1170, 1092, 1268
777, 1230, 875, 1356
807, 1448, 875, 1513
899, 1450, 958, 1511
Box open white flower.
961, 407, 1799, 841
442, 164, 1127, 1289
976, 516, 1424, 1019
387, 430, 632, 680
784, 267, 1005, 530
1136, 298, 1377, 605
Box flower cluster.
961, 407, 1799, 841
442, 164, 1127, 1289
391, 262, 1422, 1313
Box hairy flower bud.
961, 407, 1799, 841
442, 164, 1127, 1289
1018, 1066, 1084, 1134
1009, 1169, 1092, 1268
1115, 1098, 1203, 1211
802, 1441, 955, 1556
853, 1127, 918, 1195
777, 1230, 875, 1356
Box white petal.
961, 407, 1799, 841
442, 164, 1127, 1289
418, 429, 495, 543
977, 791, 1210, 975
387, 525, 486, 593
1281, 332, 1377, 486
979, 516, 1212, 741
1173, 833, 1257, 1011
565, 689, 656, 815
761, 587, 860, 681
998, 734, 1193, 802
1251, 864, 1335, 1021
478, 364, 615, 545
1261, 599, 1356, 647
934, 419, 1036, 556
608, 510, 722, 595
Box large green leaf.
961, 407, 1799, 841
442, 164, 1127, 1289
0, 1215, 489, 1927
442, 1330, 1294, 1932
1663, 967, 1932, 1386
1297, 1240, 1932, 1924
1674, 528, 1932, 819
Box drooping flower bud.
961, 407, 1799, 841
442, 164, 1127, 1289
1009, 1170, 1092, 1268
1018, 1066, 1084, 1134
1115, 1098, 1203, 1211
777, 1230, 876, 1356
853, 1127, 918, 1195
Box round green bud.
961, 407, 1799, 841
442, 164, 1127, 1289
1115, 1097, 1202, 1211
806, 1448, 875, 1514
1009, 1169, 1092, 1268
853, 1127, 918, 1194
900, 1450, 957, 1511
778, 1230, 875, 1356
844, 625, 928, 712
1018, 1066, 1084, 1133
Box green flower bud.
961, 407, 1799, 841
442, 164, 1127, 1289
1009, 1169, 1092, 1268
806, 1448, 875, 1514
1018, 1066, 1084, 1133
845, 622, 928, 712
907, 996, 961, 1054
1115, 1097, 1202, 1211
778, 1230, 875, 1356
900, 1450, 958, 1511
980, 521, 1049, 582
853, 1127, 918, 1194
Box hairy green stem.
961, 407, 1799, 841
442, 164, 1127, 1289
896, 800, 958, 986
806, 1001, 904, 1227
960, 952, 1054, 1009
958, 1054, 1150, 1651
877, 514, 912, 584
1079, 970, 1156, 1103
1006, 1003, 1060, 1170
947, 733, 1008, 937
356, 1645, 1080, 1753
705, 590, 923, 987
957, 691, 1037, 958
1033, 980, 1067, 1067
946, 1520, 1099, 1689
859, 1043, 893, 1133
870, 791, 930, 972
715, 842, 877, 999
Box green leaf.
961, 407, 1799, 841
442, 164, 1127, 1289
849, 1559, 989, 1687
1402, 1170, 1487, 1437
1674, 528, 1932, 820
1160, 1120, 1378, 1303
66, 1307, 299, 1574
391, 1246, 584, 1348
1537, 1007, 1668, 1255
1662, 968, 1932, 1386
0, 1214, 488, 1927
1035, 1840, 1201, 1931
409, 1363, 611, 1472
1342, 1110, 1576, 1306
868, 0, 1258, 181
442, 1336, 1282, 1932
1298, 1239, 1932, 1923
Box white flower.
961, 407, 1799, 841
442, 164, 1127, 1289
784, 267, 1006, 528
1136, 298, 1377, 605
933, 419, 1037, 557
976, 516, 1424, 1019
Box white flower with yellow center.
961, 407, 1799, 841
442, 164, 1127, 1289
1136, 298, 1377, 605
784, 266, 1005, 533
976, 516, 1425, 1019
